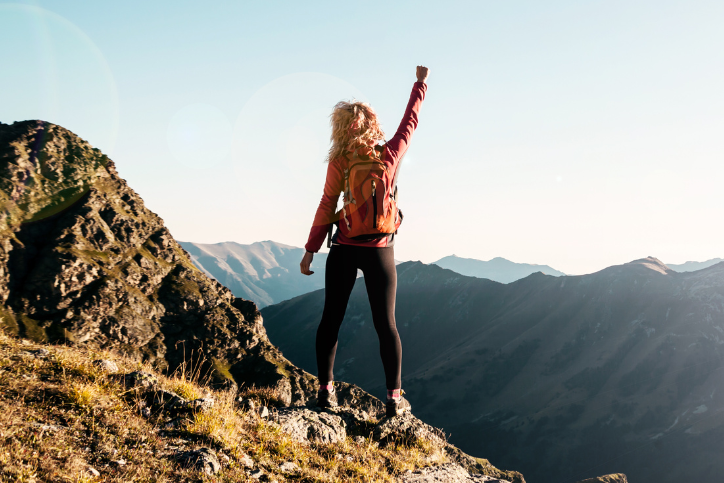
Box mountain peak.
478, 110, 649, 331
624, 256, 672, 275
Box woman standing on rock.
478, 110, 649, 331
300, 66, 429, 417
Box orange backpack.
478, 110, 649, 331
328, 144, 403, 246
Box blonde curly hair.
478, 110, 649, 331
326, 100, 385, 163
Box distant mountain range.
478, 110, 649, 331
433, 255, 566, 282
179, 241, 327, 308
261, 257, 724, 483
179, 240, 720, 308
432, 254, 722, 281
667, 258, 724, 272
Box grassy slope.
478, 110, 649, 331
0, 329, 474, 483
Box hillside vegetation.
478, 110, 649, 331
0, 329, 529, 482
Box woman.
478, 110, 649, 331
300, 65, 429, 417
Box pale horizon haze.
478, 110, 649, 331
2, 1, 723, 275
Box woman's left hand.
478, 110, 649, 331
300, 251, 315, 275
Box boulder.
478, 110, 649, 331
172, 397, 215, 413
401, 464, 511, 483
30, 348, 50, 359
373, 411, 445, 447
274, 408, 346, 444
250, 469, 264, 479
122, 371, 158, 390
92, 359, 119, 372
29, 422, 67, 432
279, 461, 298, 473
18, 348, 51, 360
238, 452, 254, 468
176, 447, 220, 475
574, 475, 628, 483
147, 388, 186, 409
238, 398, 256, 411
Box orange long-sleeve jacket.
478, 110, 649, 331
304, 81, 427, 253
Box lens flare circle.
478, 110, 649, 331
233, 72, 369, 171
0, 3, 119, 154
230, 72, 369, 221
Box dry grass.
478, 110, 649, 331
167, 377, 203, 402
0, 330, 447, 482
236, 385, 287, 408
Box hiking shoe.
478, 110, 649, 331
316, 389, 338, 409
386, 390, 411, 417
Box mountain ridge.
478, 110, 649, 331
262, 255, 724, 483
667, 257, 724, 273
179, 240, 327, 308
433, 254, 566, 283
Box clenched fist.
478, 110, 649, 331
416, 65, 430, 83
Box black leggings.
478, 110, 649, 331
316, 244, 402, 390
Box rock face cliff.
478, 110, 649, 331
0, 120, 325, 404
263, 257, 724, 483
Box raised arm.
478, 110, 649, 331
385, 65, 430, 163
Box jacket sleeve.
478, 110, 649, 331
385, 82, 427, 168
304, 160, 344, 253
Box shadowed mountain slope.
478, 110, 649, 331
262, 257, 724, 483
179, 240, 327, 308
433, 254, 565, 283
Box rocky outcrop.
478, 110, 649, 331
374, 411, 446, 446
274, 408, 348, 444
115, 362, 523, 481
574, 475, 628, 483
401, 464, 511, 483
267, 406, 524, 483
0, 120, 315, 398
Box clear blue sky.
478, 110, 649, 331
2, 0, 723, 274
